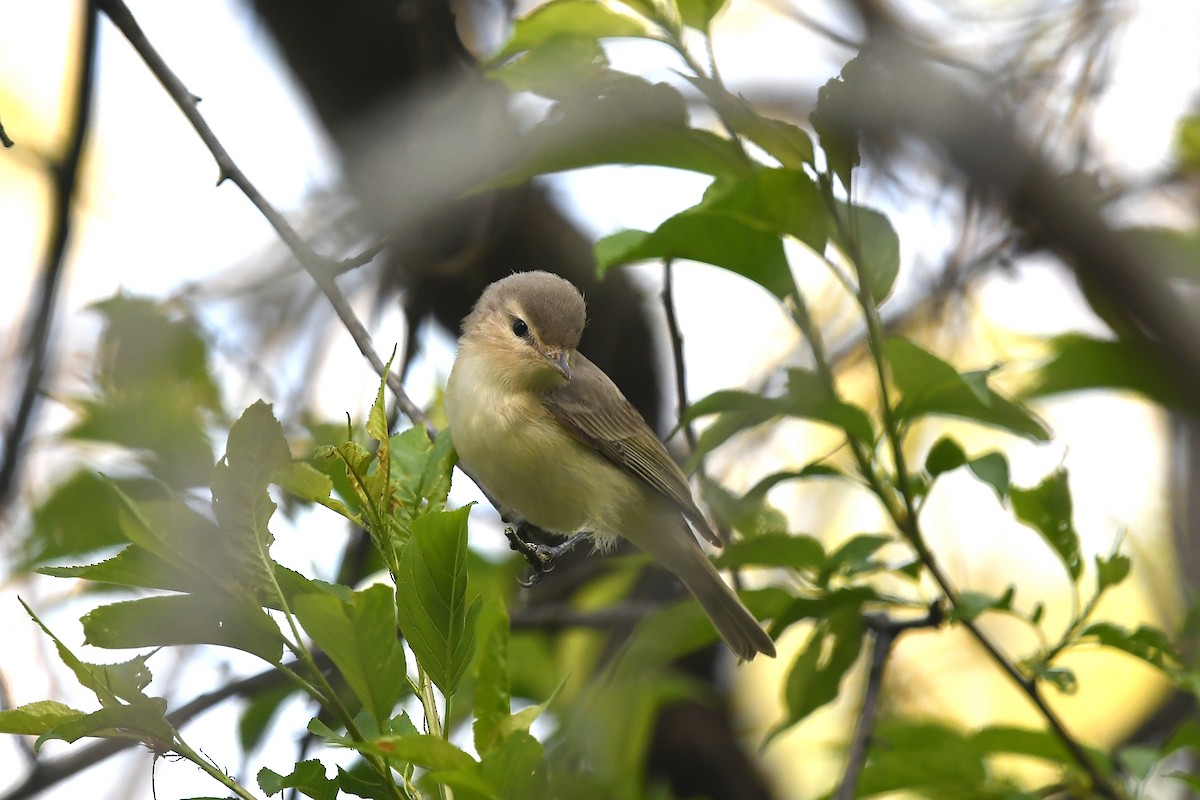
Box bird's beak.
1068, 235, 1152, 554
545, 349, 571, 381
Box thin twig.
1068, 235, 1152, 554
835, 604, 943, 800
0, 114, 13, 148
94, 0, 429, 437
662, 260, 698, 454
0, 1, 99, 512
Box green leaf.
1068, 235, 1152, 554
494, 0, 653, 62
971, 725, 1111, 772
0, 701, 86, 735
1029, 662, 1078, 694
210, 400, 294, 588
479, 731, 548, 799
395, 506, 480, 696
22, 471, 133, 569
683, 76, 814, 168
1010, 468, 1083, 581
886, 337, 1051, 441
714, 533, 824, 572
81, 593, 284, 663
258, 760, 337, 800
1081, 622, 1182, 675
697, 168, 827, 253
238, 682, 299, 754
924, 436, 967, 477
37, 545, 202, 594
35, 702, 173, 750
1023, 333, 1188, 411
486, 69, 749, 186
772, 607, 863, 739
784, 368, 874, 443
473, 600, 512, 756
968, 451, 1010, 502
819, 534, 892, 585
596, 212, 794, 300
950, 587, 1015, 623
1176, 114, 1200, 172
390, 426, 457, 537
701, 479, 789, 538
1095, 551, 1131, 593
355, 733, 478, 772
20, 598, 152, 707
293, 585, 407, 724
831, 202, 900, 304
771, 586, 878, 636
856, 720, 987, 797
677, 0, 726, 29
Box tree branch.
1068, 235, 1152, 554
0, 1, 99, 513
94, 0, 429, 435
835, 604, 944, 800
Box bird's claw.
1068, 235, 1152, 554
504, 525, 588, 586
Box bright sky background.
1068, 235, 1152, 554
2, 0, 1199, 797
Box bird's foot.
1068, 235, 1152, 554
504, 522, 589, 586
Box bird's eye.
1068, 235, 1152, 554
511, 318, 529, 338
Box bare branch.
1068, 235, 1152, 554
835, 604, 944, 800
0, 1, 99, 512
0, 113, 13, 148
94, 0, 429, 435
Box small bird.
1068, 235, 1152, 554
445, 271, 776, 660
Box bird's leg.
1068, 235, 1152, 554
503, 521, 590, 585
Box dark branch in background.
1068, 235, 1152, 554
662, 260, 699, 455
93, 0, 430, 437
0, 113, 13, 148
0, 2, 99, 513
835, 604, 944, 800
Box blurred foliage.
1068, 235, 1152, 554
5, 1, 1200, 799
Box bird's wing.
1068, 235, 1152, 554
542, 353, 722, 547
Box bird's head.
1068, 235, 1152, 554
461, 271, 586, 391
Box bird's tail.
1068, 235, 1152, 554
636, 519, 776, 660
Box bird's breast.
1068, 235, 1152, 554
446, 354, 630, 535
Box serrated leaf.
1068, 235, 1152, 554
0, 701, 86, 735
258, 760, 337, 800
1011, 468, 1083, 581
395, 506, 480, 695
886, 337, 1050, 441
714, 533, 824, 572
293, 585, 407, 724
22, 471, 133, 569
20, 598, 152, 708
37, 545, 202, 594
210, 401, 293, 589
771, 607, 863, 739
390, 426, 457, 538
494, 0, 654, 62
81, 593, 284, 663
35, 702, 173, 750
831, 202, 900, 304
